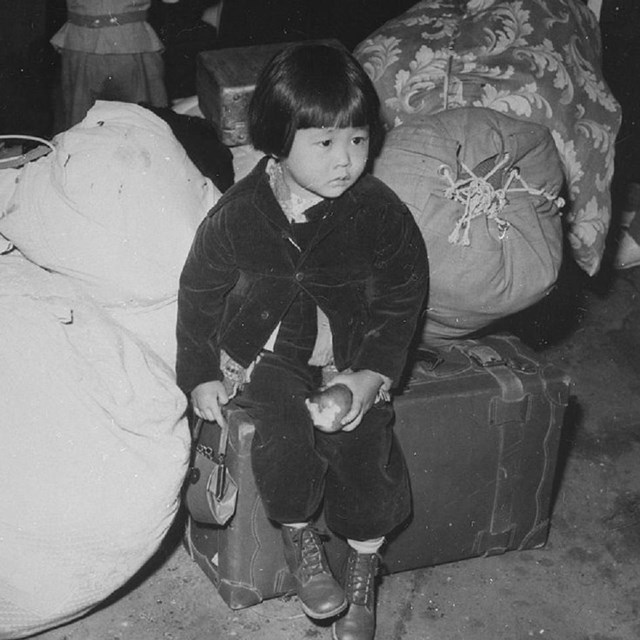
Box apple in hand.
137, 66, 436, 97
305, 383, 353, 433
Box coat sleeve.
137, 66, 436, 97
351, 194, 429, 385
176, 207, 238, 395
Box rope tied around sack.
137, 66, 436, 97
439, 154, 565, 246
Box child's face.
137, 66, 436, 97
280, 126, 370, 200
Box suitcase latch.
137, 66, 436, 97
467, 345, 505, 368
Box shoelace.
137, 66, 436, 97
299, 529, 326, 578
345, 554, 378, 606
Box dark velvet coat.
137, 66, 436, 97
176, 157, 429, 395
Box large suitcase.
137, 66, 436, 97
185, 334, 571, 609
196, 39, 343, 147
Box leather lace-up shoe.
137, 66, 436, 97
281, 525, 347, 619
332, 550, 379, 640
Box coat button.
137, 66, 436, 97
260, 310, 270, 320
295, 272, 304, 281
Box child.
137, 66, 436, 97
50, 0, 174, 132
176, 43, 429, 640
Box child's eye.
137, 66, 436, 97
318, 139, 332, 148
352, 136, 368, 146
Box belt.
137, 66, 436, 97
67, 10, 148, 28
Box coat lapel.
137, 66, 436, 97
246, 157, 357, 261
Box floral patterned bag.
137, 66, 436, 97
355, 0, 621, 276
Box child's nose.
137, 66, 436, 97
333, 144, 352, 167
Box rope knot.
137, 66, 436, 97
439, 154, 564, 246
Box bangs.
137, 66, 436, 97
287, 46, 376, 131
294, 84, 370, 130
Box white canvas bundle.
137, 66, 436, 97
0, 102, 223, 637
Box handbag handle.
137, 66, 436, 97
192, 413, 229, 448
214, 415, 230, 500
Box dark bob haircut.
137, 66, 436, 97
248, 43, 385, 159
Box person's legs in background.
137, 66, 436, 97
56, 49, 168, 132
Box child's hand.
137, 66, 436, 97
327, 369, 387, 432
190, 380, 229, 425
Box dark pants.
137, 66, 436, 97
233, 294, 411, 541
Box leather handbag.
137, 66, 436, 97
185, 416, 238, 526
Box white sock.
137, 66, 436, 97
347, 537, 385, 555
284, 522, 308, 529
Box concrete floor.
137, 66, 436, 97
30, 259, 640, 640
